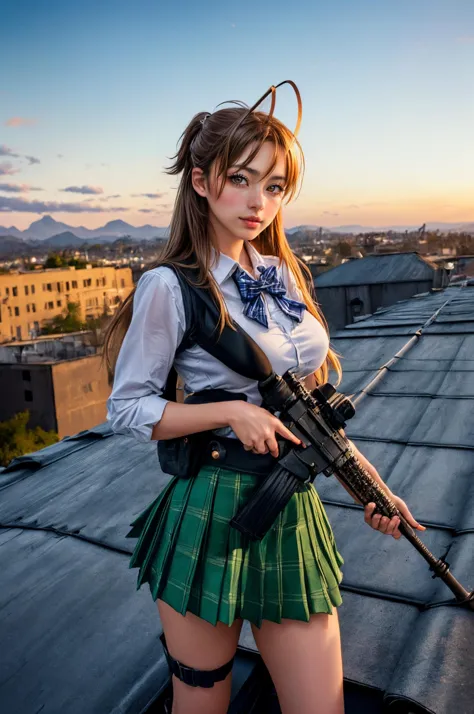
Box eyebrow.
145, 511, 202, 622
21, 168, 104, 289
231, 164, 287, 182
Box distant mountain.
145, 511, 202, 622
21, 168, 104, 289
1, 215, 473, 241
0, 215, 170, 241
0, 225, 24, 239
287, 222, 474, 235
42, 231, 87, 248
0, 235, 35, 258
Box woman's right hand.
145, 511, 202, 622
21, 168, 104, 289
225, 401, 302, 458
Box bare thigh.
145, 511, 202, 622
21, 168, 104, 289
251, 609, 344, 714
158, 599, 243, 714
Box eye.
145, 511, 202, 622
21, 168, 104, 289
229, 173, 248, 186
268, 184, 285, 195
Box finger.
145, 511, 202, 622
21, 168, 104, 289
364, 503, 376, 524
385, 516, 400, 536
275, 422, 301, 445
398, 503, 427, 531
253, 442, 269, 455
243, 444, 252, 452
368, 513, 382, 530
265, 437, 279, 458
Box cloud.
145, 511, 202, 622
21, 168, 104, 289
60, 185, 104, 195
323, 211, 340, 216
4, 117, 37, 127
0, 145, 39, 166
0, 183, 43, 193
138, 208, 155, 213
0, 195, 129, 213
107, 194, 121, 199
345, 204, 359, 209
0, 162, 20, 176
131, 192, 166, 199
0, 145, 21, 158
57, 154, 64, 159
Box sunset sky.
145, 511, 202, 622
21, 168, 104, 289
1, 0, 473, 232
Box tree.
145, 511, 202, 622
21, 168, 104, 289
0, 411, 58, 468
44, 253, 66, 268
41, 301, 84, 335
336, 240, 352, 258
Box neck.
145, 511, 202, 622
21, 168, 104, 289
214, 236, 250, 265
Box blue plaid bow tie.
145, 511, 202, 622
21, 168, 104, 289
232, 264, 306, 328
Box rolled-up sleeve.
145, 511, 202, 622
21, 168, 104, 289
106, 269, 186, 442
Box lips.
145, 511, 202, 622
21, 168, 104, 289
241, 216, 262, 223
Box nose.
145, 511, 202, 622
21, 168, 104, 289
247, 184, 264, 212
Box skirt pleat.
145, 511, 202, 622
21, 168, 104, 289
126, 465, 344, 628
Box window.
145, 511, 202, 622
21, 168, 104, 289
57, 282, 61, 291
66, 281, 70, 291
57, 300, 62, 307
8, 306, 12, 316
14, 306, 20, 316
22, 370, 31, 381
24, 389, 33, 402
16, 325, 22, 339
26, 304, 30, 313
12, 286, 18, 296
47, 283, 52, 291
31, 284, 35, 294
24, 285, 29, 296
32, 303, 36, 313
96, 278, 99, 286
5, 287, 10, 296
72, 280, 78, 289
49, 301, 54, 309
121, 278, 125, 288
102, 277, 106, 286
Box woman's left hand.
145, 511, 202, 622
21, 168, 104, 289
364, 495, 426, 540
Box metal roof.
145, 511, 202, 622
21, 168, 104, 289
314, 252, 439, 287
1, 284, 473, 713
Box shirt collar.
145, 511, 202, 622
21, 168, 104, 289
210, 240, 265, 285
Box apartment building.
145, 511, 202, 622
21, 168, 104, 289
0, 265, 134, 343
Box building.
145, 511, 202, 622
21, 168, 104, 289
0, 265, 134, 343
314, 252, 448, 332
0, 283, 473, 713
0, 339, 111, 438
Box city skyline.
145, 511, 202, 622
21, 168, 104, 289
1, 0, 473, 232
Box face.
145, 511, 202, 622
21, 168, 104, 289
192, 141, 287, 243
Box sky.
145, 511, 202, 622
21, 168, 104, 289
1, 0, 473, 232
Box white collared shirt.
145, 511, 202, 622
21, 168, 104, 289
106, 241, 329, 442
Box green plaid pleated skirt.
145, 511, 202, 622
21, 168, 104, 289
126, 465, 344, 628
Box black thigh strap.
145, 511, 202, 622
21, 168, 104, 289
160, 633, 235, 688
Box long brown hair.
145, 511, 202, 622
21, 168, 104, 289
103, 81, 342, 387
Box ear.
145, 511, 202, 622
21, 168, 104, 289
191, 167, 208, 198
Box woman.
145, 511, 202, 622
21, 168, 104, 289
104, 81, 425, 714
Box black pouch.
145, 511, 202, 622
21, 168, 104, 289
157, 430, 210, 479
157, 389, 247, 478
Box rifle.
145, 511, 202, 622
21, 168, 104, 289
168, 267, 474, 610
230, 369, 474, 611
